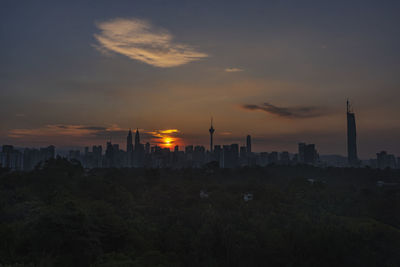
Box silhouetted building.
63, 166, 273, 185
91, 145, 103, 168
135, 128, 140, 150
214, 145, 222, 163
268, 152, 278, 164
185, 145, 194, 163
298, 143, 318, 165
68, 150, 80, 160
258, 152, 269, 166
0, 145, 22, 170
298, 143, 306, 163
209, 117, 215, 152
126, 129, 133, 167
127, 129, 133, 153
172, 146, 185, 168
347, 100, 358, 166
221, 144, 239, 168
246, 135, 251, 154
240, 146, 247, 161
145, 142, 150, 154
319, 154, 348, 167
23, 145, 55, 171
105, 141, 116, 167
23, 148, 40, 171
151, 146, 171, 168
377, 151, 397, 169
133, 129, 144, 167
304, 144, 317, 164
280, 151, 290, 165
193, 145, 206, 167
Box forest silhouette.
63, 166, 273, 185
0, 158, 400, 266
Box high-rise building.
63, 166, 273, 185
0, 145, 22, 170
298, 143, 317, 165
145, 142, 150, 154
377, 151, 397, 169
135, 128, 140, 150
280, 151, 290, 164
127, 129, 133, 153
240, 146, 247, 159
246, 135, 251, 154
268, 151, 278, 164
23, 145, 55, 171
298, 143, 306, 163
209, 117, 215, 152
126, 129, 134, 167
347, 100, 358, 166
133, 128, 144, 167
304, 144, 317, 164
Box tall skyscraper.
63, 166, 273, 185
298, 143, 306, 163
135, 128, 140, 150
246, 135, 252, 154
347, 100, 358, 166
127, 129, 133, 153
209, 117, 215, 152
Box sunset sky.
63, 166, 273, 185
1, 0, 400, 158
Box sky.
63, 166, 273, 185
1, 0, 400, 158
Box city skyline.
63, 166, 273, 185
1, 100, 395, 161
1, 101, 398, 170
2, 123, 399, 170
1, 1, 400, 158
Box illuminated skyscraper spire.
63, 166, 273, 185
209, 117, 215, 152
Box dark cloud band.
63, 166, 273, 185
242, 102, 328, 118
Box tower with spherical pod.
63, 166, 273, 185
209, 117, 215, 153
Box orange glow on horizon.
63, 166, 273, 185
148, 129, 182, 149
159, 136, 178, 148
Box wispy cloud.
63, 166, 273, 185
8, 124, 125, 139
94, 18, 208, 67
242, 102, 328, 118
8, 125, 184, 147
225, 67, 244, 72
219, 131, 232, 136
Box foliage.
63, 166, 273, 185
0, 159, 400, 266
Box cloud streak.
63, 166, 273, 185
8, 125, 184, 148
8, 124, 126, 139
242, 102, 327, 118
94, 18, 208, 67
225, 67, 244, 72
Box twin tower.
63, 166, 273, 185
126, 128, 140, 153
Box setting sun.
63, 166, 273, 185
148, 129, 182, 148
163, 137, 173, 146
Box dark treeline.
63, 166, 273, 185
1, 158, 400, 266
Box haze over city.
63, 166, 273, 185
1, 1, 400, 158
